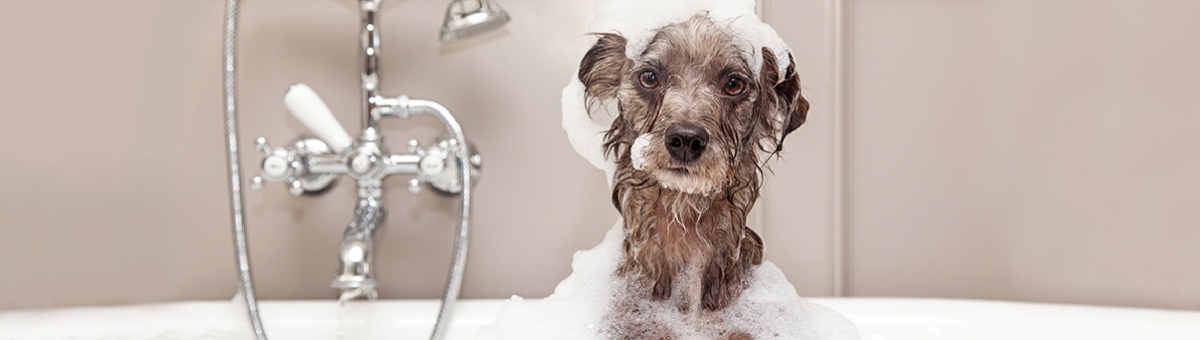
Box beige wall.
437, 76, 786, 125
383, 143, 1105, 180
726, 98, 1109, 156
840, 0, 1200, 310
1, 0, 1197, 312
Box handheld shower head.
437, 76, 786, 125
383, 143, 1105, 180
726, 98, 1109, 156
439, 0, 510, 43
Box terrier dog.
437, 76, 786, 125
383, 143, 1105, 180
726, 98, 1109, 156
578, 15, 809, 340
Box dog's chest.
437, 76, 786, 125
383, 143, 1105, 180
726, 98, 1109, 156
649, 214, 722, 312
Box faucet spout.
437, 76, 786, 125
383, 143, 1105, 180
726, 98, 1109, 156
332, 197, 384, 301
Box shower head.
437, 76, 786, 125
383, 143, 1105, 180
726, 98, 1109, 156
439, 0, 510, 43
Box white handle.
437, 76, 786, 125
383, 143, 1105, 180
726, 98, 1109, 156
284, 84, 352, 153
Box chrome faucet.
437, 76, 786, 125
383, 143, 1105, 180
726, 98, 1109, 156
222, 0, 505, 339
249, 0, 483, 301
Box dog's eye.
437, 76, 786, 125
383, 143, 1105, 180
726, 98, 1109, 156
639, 71, 659, 89
723, 77, 746, 96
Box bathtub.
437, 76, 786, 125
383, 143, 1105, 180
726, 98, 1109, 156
1, 298, 1198, 340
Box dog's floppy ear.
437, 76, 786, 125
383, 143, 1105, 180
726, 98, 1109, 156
760, 47, 809, 149
578, 33, 629, 103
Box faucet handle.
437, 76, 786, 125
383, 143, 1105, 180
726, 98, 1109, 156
250, 136, 285, 192
415, 138, 481, 196
285, 84, 352, 153
251, 136, 294, 181
248, 137, 285, 193
249, 136, 341, 196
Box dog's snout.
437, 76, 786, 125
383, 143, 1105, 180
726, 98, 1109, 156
664, 123, 709, 162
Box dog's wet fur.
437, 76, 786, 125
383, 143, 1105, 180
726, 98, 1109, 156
578, 15, 809, 340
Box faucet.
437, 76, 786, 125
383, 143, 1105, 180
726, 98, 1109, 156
245, 0, 483, 316
221, 0, 506, 338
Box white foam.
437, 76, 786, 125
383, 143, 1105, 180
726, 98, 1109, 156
561, 75, 618, 184
630, 134, 654, 170
590, 0, 791, 80
477, 224, 861, 340
479, 222, 625, 340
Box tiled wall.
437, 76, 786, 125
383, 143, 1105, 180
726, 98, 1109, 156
1, 0, 1197, 311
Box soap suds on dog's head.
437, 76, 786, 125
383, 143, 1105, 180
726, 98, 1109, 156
590, 0, 791, 80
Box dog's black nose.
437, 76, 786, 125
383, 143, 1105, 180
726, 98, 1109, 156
664, 123, 709, 162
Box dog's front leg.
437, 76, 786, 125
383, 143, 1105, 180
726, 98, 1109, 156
621, 238, 678, 301
701, 229, 763, 311
649, 253, 676, 301
700, 258, 740, 311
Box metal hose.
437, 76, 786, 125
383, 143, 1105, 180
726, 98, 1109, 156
400, 99, 474, 340
222, 0, 269, 339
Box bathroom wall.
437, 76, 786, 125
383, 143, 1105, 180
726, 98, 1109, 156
766, 0, 1200, 309
1, 0, 1198, 311
838, 0, 1200, 309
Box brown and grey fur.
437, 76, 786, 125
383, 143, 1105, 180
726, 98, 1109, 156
577, 15, 809, 340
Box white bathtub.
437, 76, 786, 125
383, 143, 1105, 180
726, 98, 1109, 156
1, 298, 1198, 340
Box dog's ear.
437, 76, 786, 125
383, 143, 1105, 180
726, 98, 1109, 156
776, 53, 809, 140
760, 48, 809, 149
578, 33, 629, 103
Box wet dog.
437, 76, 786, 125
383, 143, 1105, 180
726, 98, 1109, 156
577, 15, 809, 340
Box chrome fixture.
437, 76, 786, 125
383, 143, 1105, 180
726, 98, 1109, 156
249, 90, 482, 300
222, 0, 491, 339
221, 0, 267, 339
440, 0, 511, 42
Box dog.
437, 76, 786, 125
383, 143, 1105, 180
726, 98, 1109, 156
577, 14, 809, 340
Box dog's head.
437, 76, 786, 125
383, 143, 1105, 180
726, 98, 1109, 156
579, 15, 808, 196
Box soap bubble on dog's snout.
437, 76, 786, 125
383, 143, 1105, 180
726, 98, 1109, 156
631, 134, 654, 170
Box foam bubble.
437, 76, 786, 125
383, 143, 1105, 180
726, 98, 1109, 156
478, 223, 624, 340
477, 224, 861, 340
630, 134, 654, 170
589, 0, 791, 80
561, 75, 618, 184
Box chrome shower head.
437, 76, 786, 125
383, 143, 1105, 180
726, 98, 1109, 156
439, 0, 510, 43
